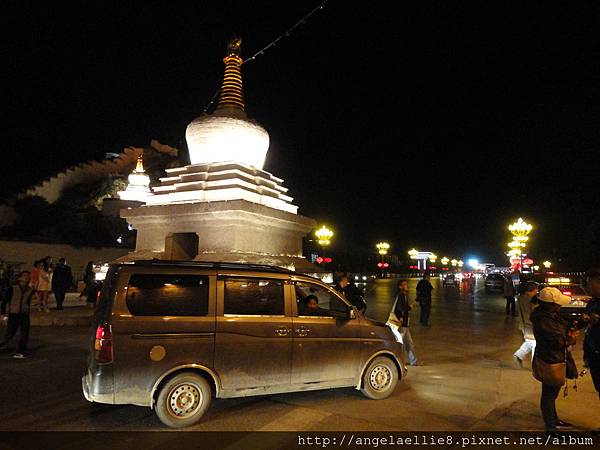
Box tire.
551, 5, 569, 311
360, 356, 399, 400
155, 372, 212, 428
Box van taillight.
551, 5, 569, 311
94, 323, 113, 364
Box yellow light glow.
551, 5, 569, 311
408, 248, 419, 257
376, 242, 390, 255
451, 259, 457, 266
441, 257, 449, 265
315, 225, 334, 247
429, 253, 437, 262
457, 260, 464, 267
508, 218, 533, 237
543, 260, 551, 269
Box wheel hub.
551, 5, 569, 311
168, 383, 202, 418
370, 365, 392, 391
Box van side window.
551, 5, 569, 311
126, 274, 209, 316
295, 282, 347, 317
224, 278, 284, 316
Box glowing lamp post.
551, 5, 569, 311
441, 257, 449, 266
451, 259, 457, 267
315, 225, 333, 268
508, 218, 533, 272
543, 260, 552, 270
376, 242, 390, 277
457, 260, 464, 268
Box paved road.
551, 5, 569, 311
0, 278, 598, 433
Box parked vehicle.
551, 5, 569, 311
540, 277, 591, 325
484, 273, 505, 293
82, 260, 406, 428
443, 274, 458, 287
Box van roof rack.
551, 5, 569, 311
123, 259, 295, 275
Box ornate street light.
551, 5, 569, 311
408, 248, 419, 258
376, 242, 390, 256
451, 259, 458, 267
508, 218, 533, 237
429, 253, 437, 263
441, 257, 449, 265
508, 218, 533, 271
543, 260, 552, 269
457, 260, 464, 268
315, 225, 333, 247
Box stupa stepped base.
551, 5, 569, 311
121, 199, 318, 272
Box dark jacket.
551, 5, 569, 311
416, 279, 433, 303
393, 291, 411, 327
7, 283, 35, 314
334, 283, 367, 311
583, 297, 600, 355
52, 263, 73, 290
531, 302, 574, 364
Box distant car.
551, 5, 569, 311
541, 282, 591, 325
485, 273, 505, 293
443, 274, 458, 287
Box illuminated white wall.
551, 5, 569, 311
186, 115, 270, 169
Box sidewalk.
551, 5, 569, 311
2, 292, 93, 327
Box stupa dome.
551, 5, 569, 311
186, 37, 270, 170
186, 110, 269, 169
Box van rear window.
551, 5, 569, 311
126, 274, 209, 316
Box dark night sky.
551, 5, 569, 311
4, 1, 600, 267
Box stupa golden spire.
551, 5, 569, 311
135, 155, 144, 172
216, 37, 245, 111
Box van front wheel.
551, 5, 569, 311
360, 356, 398, 400
155, 373, 212, 428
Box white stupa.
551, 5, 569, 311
121, 38, 316, 270
118, 156, 152, 202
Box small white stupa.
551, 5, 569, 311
122, 38, 316, 270
118, 156, 152, 202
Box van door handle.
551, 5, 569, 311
295, 326, 310, 337
274, 327, 291, 336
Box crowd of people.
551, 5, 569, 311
0, 257, 97, 359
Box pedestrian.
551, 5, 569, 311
513, 281, 540, 368
530, 287, 577, 433
0, 260, 11, 315
37, 258, 52, 313
504, 272, 517, 316
51, 257, 73, 310
30, 260, 42, 311
416, 273, 433, 326
387, 279, 419, 365
582, 267, 600, 401
81, 261, 95, 303
0, 271, 35, 358
333, 275, 366, 312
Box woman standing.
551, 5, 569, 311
513, 281, 539, 367
36, 258, 52, 313
531, 287, 577, 433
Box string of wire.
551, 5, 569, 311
203, 0, 328, 112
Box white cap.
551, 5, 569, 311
538, 287, 571, 306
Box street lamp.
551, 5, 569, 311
543, 260, 551, 269
376, 242, 390, 256
457, 260, 464, 268
508, 218, 533, 271
441, 257, 449, 265
315, 225, 333, 247
376, 242, 390, 278
429, 253, 437, 263
451, 259, 457, 267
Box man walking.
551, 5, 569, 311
513, 281, 539, 367
51, 257, 73, 310
0, 271, 35, 358
334, 275, 367, 312
390, 279, 419, 365
504, 273, 517, 316
582, 268, 600, 400
416, 273, 433, 326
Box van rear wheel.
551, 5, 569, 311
155, 373, 212, 428
360, 356, 398, 400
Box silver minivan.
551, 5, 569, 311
82, 260, 406, 428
